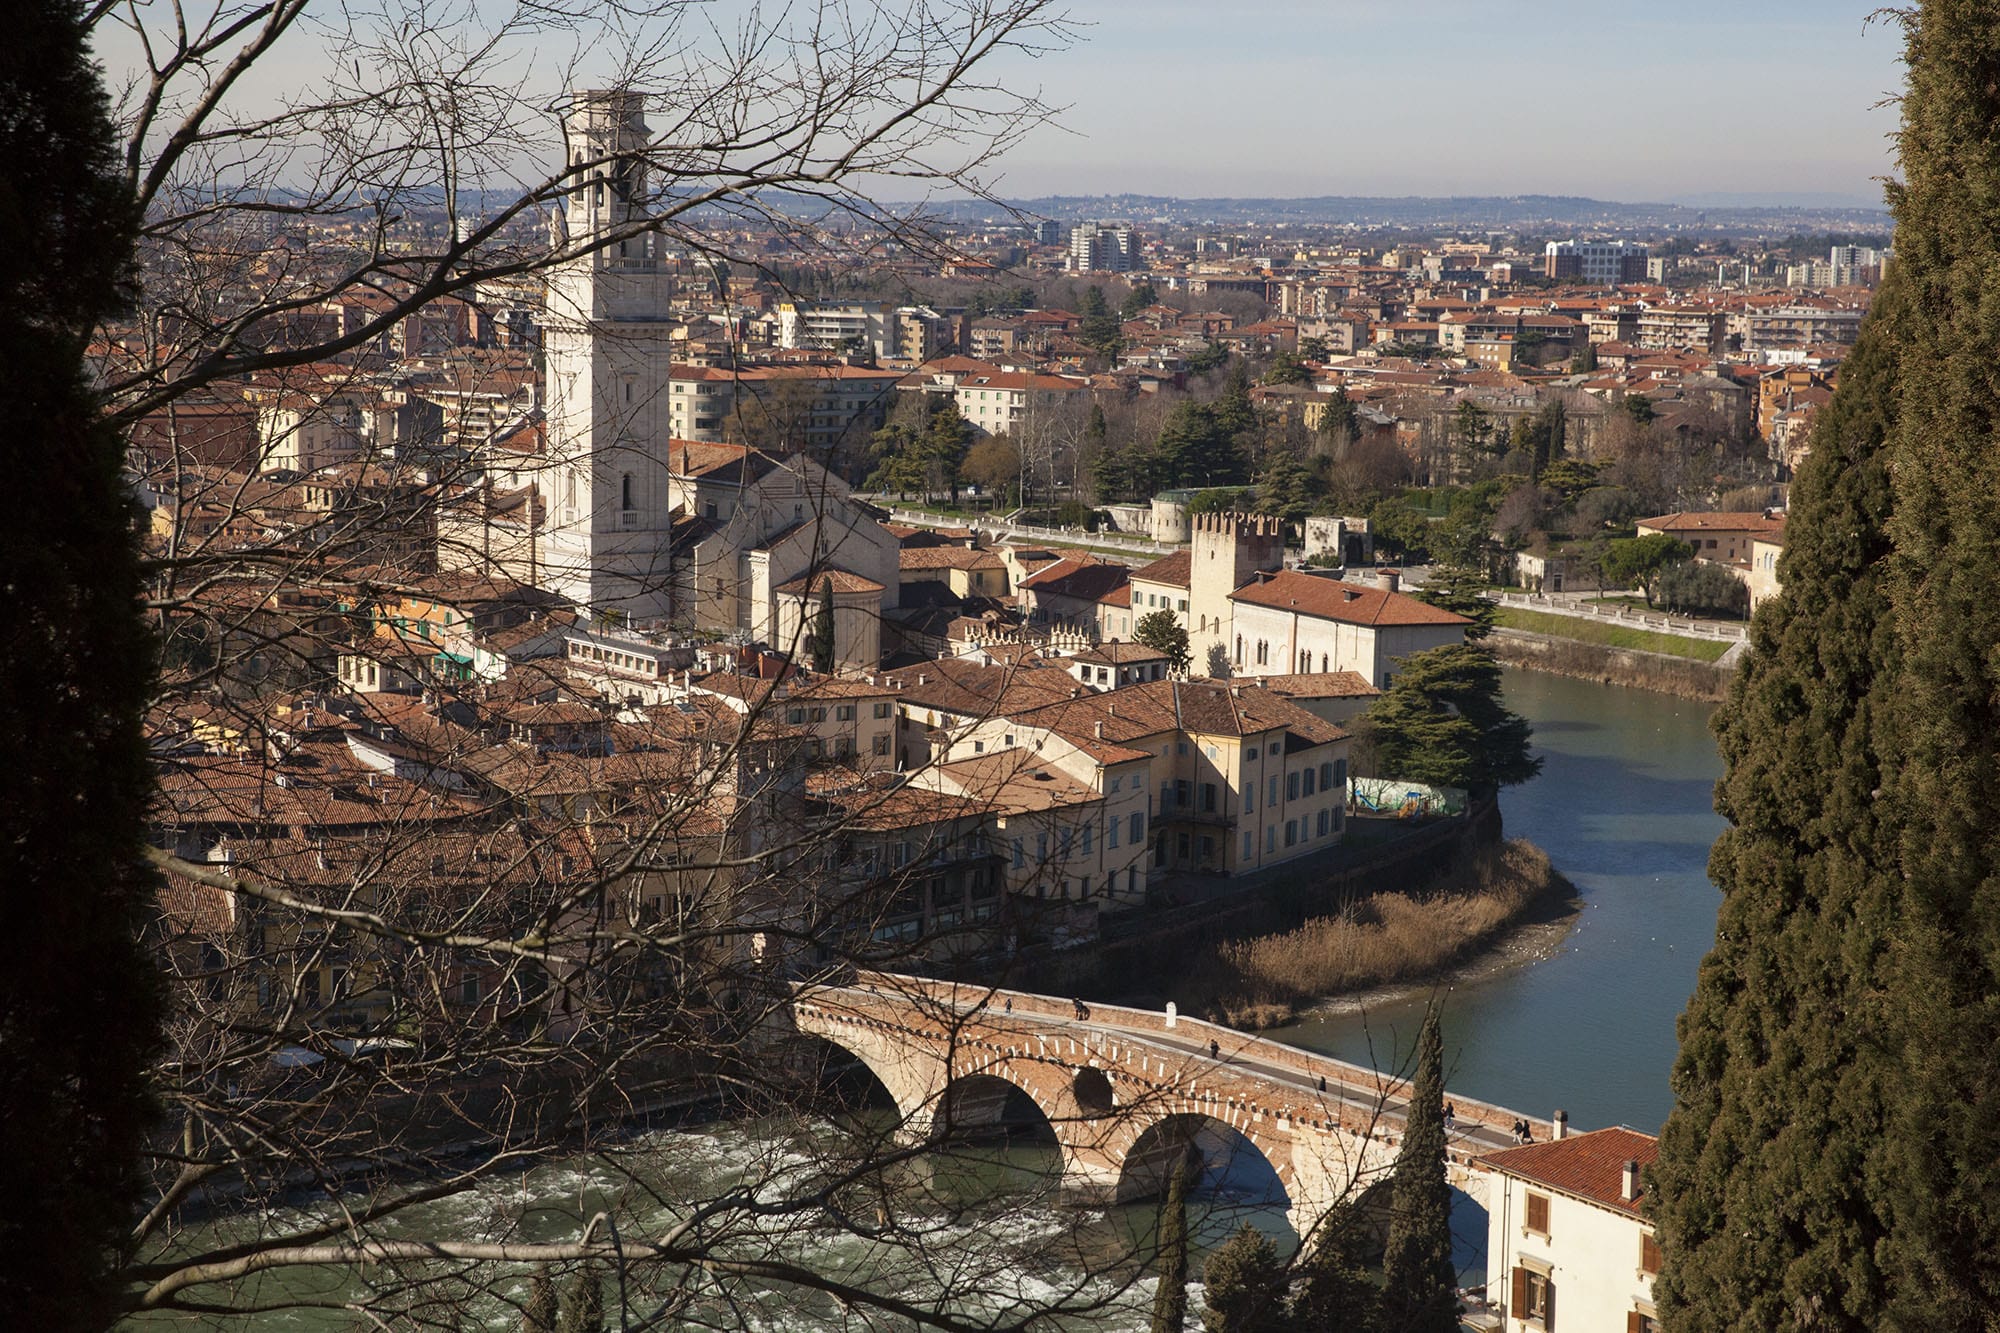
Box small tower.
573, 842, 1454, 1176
1188, 512, 1285, 675
538, 89, 679, 624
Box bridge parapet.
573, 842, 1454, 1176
827, 971, 1558, 1153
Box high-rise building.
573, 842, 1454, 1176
539, 89, 681, 622
1543, 239, 1649, 286
1070, 222, 1136, 273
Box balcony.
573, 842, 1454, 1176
1153, 794, 1233, 828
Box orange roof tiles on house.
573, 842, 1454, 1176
1130, 549, 1192, 589
774, 569, 886, 596
1479, 1127, 1660, 1218
1230, 570, 1470, 628
1638, 510, 1786, 538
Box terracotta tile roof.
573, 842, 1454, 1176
1006, 679, 1347, 751
1257, 671, 1381, 700
898, 545, 1005, 571
1480, 1127, 1659, 1218
1130, 549, 1192, 589
1637, 510, 1786, 537
1071, 641, 1170, 665
1020, 557, 1130, 603
1230, 570, 1470, 628
774, 568, 886, 596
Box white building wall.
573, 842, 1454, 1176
1486, 1173, 1658, 1330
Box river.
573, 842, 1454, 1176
130, 670, 1726, 1328
1271, 668, 1725, 1133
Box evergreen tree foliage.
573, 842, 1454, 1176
1123, 280, 1158, 319
557, 1263, 605, 1333
1157, 402, 1250, 489
1151, 1146, 1199, 1333
1079, 285, 1123, 357
1873, 7, 2000, 1319
1201, 1223, 1291, 1333
1600, 534, 1693, 606
521, 1271, 560, 1333
1411, 567, 1494, 640
1377, 1009, 1457, 1333
1135, 609, 1193, 676
1365, 645, 1540, 795
1256, 452, 1321, 524
1649, 274, 1910, 1331
1319, 386, 1359, 443
1289, 1205, 1379, 1332
0, 3, 164, 1326
808, 579, 837, 673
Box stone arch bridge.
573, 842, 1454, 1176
788, 972, 1557, 1243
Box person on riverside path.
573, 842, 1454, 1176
1210, 1039, 1221, 1060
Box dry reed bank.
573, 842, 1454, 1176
1197, 839, 1571, 1029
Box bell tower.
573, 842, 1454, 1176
539, 89, 679, 623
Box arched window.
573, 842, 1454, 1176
621, 473, 633, 511
1234, 635, 1243, 664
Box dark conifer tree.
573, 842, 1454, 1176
1648, 275, 1909, 1330
1290, 1204, 1378, 1332
1201, 1223, 1290, 1333
1377, 1009, 1456, 1333
1874, 5, 2000, 1320
0, 3, 163, 1326
1150, 1145, 1199, 1333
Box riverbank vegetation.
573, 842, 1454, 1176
1494, 607, 1733, 661
1193, 840, 1570, 1029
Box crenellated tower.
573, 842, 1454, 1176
1188, 511, 1285, 674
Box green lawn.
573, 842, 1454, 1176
1495, 608, 1734, 662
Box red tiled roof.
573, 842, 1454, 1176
1479, 1127, 1659, 1218
1638, 511, 1786, 537
774, 569, 886, 596
1229, 570, 1470, 628
1130, 549, 1192, 589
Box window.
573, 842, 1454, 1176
1242, 831, 1254, 859
1640, 1232, 1663, 1276
1081, 824, 1092, 854
1245, 782, 1255, 813
1037, 833, 1048, 860
1176, 832, 1190, 858
1110, 775, 1122, 793
836, 705, 855, 721
1321, 761, 1334, 789
1108, 819, 1120, 850
1201, 782, 1217, 812
872, 734, 891, 756
1265, 826, 1275, 853
1285, 820, 1298, 847
1287, 771, 1301, 800
873, 702, 891, 719
1012, 839, 1024, 869
1336, 757, 1348, 787
1302, 767, 1316, 797
1130, 812, 1144, 842
1628, 1314, 1658, 1333
1524, 1191, 1551, 1236
1268, 776, 1279, 805
786, 708, 806, 725
1511, 1268, 1554, 1327
1317, 810, 1329, 837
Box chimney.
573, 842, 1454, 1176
1376, 568, 1400, 593
1622, 1159, 1641, 1203
917, 673, 929, 685
1553, 1109, 1568, 1140
1094, 721, 1104, 738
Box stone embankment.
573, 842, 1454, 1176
1489, 627, 1735, 702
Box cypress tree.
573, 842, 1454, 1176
0, 2, 163, 1325
557, 1263, 605, 1333
1647, 273, 1910, 1328
809, 578, 837, 674
522, 1271, 560, 1333
1377, 1009, 1456, 1333
1201, 1223, 1290, 1333
1290, 1204, 1378, 1332
1875, 5, 2000, 1320
1150, 1145, 1199, 1333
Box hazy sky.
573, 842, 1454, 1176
94, 0, 1906, 206
984, 0, 1905, 204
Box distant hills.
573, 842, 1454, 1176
911, 192, 1894, 236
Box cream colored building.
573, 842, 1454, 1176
1229, 569, 1468, 688
945, 678, 1351, 882
1482, 1128, 1663, 1333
